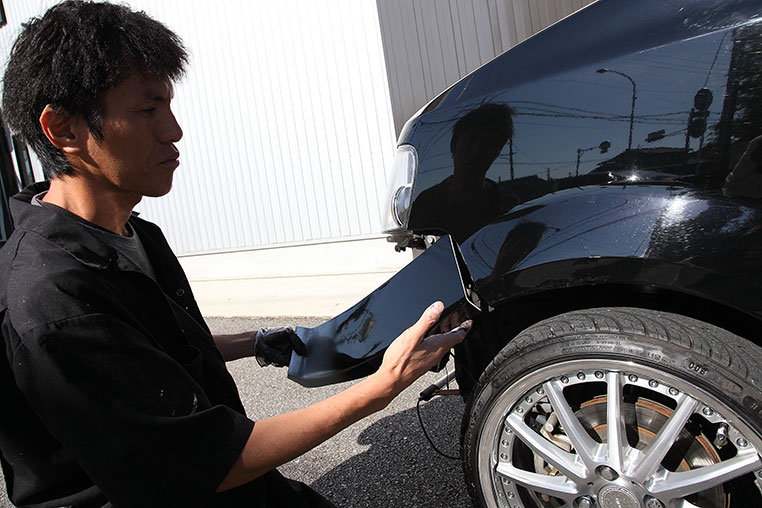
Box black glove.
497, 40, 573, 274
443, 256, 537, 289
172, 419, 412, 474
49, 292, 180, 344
254, 327, 307, 367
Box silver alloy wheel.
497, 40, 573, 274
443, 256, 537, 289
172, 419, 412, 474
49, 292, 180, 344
476, 359, 762, 508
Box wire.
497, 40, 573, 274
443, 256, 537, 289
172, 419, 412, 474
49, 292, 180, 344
416, 398, 460, 460
703, 32, 728, 88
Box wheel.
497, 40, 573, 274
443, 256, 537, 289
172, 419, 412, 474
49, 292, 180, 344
462, 307, 762, 508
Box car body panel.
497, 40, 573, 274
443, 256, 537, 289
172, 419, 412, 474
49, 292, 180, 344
460, 185, 762, 317
396, 0, 762, 321
295, 0, 762, 387
288, 235, 479, 387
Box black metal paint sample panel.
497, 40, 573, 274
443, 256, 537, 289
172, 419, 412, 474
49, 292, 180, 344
287, 235, 479, 388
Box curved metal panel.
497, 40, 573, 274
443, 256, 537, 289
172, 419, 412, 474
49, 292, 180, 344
458, 185, 762, 317
402, 0, 762, 251
288, 235, 479, 387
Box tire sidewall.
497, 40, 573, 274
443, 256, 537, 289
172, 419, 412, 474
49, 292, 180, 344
462, 315, 762, 508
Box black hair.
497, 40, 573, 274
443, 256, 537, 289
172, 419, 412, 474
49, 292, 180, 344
450, 103, 515, 154
2, 1, 188, 178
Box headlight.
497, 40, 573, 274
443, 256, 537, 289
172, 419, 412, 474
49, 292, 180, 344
381, 145, 418, 233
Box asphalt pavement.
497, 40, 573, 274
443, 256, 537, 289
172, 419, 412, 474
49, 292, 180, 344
0, 316, 474, 508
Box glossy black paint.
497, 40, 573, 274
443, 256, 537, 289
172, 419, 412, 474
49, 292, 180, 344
461, 185, 762, 316
293, 0, 762, 389
288, 235, 478, 387
399, 0, 762, 314
387, 0, 762, 388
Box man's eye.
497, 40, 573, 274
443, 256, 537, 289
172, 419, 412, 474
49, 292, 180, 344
140, 107, 156, 115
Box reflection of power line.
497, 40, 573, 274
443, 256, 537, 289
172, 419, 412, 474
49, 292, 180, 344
703, 32, 727, 87
512, 100, 630, 116
515, 111, 686, 125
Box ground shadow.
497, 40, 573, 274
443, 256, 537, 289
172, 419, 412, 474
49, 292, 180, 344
311, 396, 475, 508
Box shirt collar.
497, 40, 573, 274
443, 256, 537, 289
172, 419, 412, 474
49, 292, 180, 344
10, 181, 119, 269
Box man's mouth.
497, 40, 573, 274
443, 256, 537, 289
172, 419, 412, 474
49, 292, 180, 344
159, 153, 180, 168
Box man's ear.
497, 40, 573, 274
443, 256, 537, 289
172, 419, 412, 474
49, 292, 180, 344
39, 105, 87, 154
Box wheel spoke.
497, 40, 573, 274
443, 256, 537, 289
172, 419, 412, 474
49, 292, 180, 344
628, 393, 699, 481
496, 460, 579, 500
544, 379, 602, 467
646, 448, 762, 499
506, 412, 589, 482
606, 371, 628, 471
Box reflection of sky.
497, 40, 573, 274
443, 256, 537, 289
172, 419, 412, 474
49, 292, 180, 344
491, 30, 732, 181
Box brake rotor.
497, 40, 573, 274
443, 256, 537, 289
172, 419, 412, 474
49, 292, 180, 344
554, 396, 728, 507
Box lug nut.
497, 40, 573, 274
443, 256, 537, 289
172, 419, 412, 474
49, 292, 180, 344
714, 424, 729, 448
576, 496, 595, 508
596, 465, 619, 481
646, 497, 665, 508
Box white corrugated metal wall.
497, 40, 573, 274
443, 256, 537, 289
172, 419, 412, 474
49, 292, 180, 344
0, 0, 398, 255
377, 0, 596, 135
0, 0, 593, 257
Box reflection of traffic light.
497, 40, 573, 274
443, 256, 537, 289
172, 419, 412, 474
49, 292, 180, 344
688, 88, 713, 138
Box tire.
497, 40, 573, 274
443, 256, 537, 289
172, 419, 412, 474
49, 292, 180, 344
462, 307, 762, 508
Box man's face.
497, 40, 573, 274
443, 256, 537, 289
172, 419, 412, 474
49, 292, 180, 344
83, 73, 183, 199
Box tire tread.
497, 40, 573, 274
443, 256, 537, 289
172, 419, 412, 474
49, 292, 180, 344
462, 307, 762, 508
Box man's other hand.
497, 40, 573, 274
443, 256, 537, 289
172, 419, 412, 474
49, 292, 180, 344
255, 327, 307, 367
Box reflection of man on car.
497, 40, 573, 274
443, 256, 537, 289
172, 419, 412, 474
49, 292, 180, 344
413, 103, 516, 243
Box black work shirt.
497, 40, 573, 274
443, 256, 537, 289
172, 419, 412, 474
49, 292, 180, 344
0, 183, 333, 508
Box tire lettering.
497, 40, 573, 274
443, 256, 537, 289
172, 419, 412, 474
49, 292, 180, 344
687, 361, 708, 375
681, 359, 743, 395
743, 396, 762, 419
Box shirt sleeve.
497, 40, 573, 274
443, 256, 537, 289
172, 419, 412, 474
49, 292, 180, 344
8, 312, 254, 507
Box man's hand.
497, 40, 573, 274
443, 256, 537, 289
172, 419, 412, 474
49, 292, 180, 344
254, 327, 307, 367
218, 301, 471, 491
373, 301, 471, 403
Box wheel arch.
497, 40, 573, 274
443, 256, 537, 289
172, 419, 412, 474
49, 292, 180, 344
456, 276, 762, 398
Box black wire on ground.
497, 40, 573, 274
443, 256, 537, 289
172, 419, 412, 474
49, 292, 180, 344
415, 398, 460, 460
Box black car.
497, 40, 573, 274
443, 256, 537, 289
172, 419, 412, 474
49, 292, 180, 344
290, 1, 762, 507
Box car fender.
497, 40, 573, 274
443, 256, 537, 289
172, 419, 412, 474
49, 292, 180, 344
459, 184, 762, 318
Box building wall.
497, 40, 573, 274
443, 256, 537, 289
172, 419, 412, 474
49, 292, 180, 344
377, 0, 596, 135
0, 0, 398, 255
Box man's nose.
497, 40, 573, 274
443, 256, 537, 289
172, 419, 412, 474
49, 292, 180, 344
160, 110, 183, 143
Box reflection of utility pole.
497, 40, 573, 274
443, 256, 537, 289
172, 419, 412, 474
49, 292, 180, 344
509, 136, 515, 180
717, 30, 743, 174
686, 88, 713, 174
576, 140, 611, 176
597, 68, 636, 150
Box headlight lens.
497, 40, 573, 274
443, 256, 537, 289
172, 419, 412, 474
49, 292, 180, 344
381, 145, 418, 233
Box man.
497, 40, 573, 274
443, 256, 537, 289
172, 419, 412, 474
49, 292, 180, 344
412, 103, 517, 243
0, 2, 469, 507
